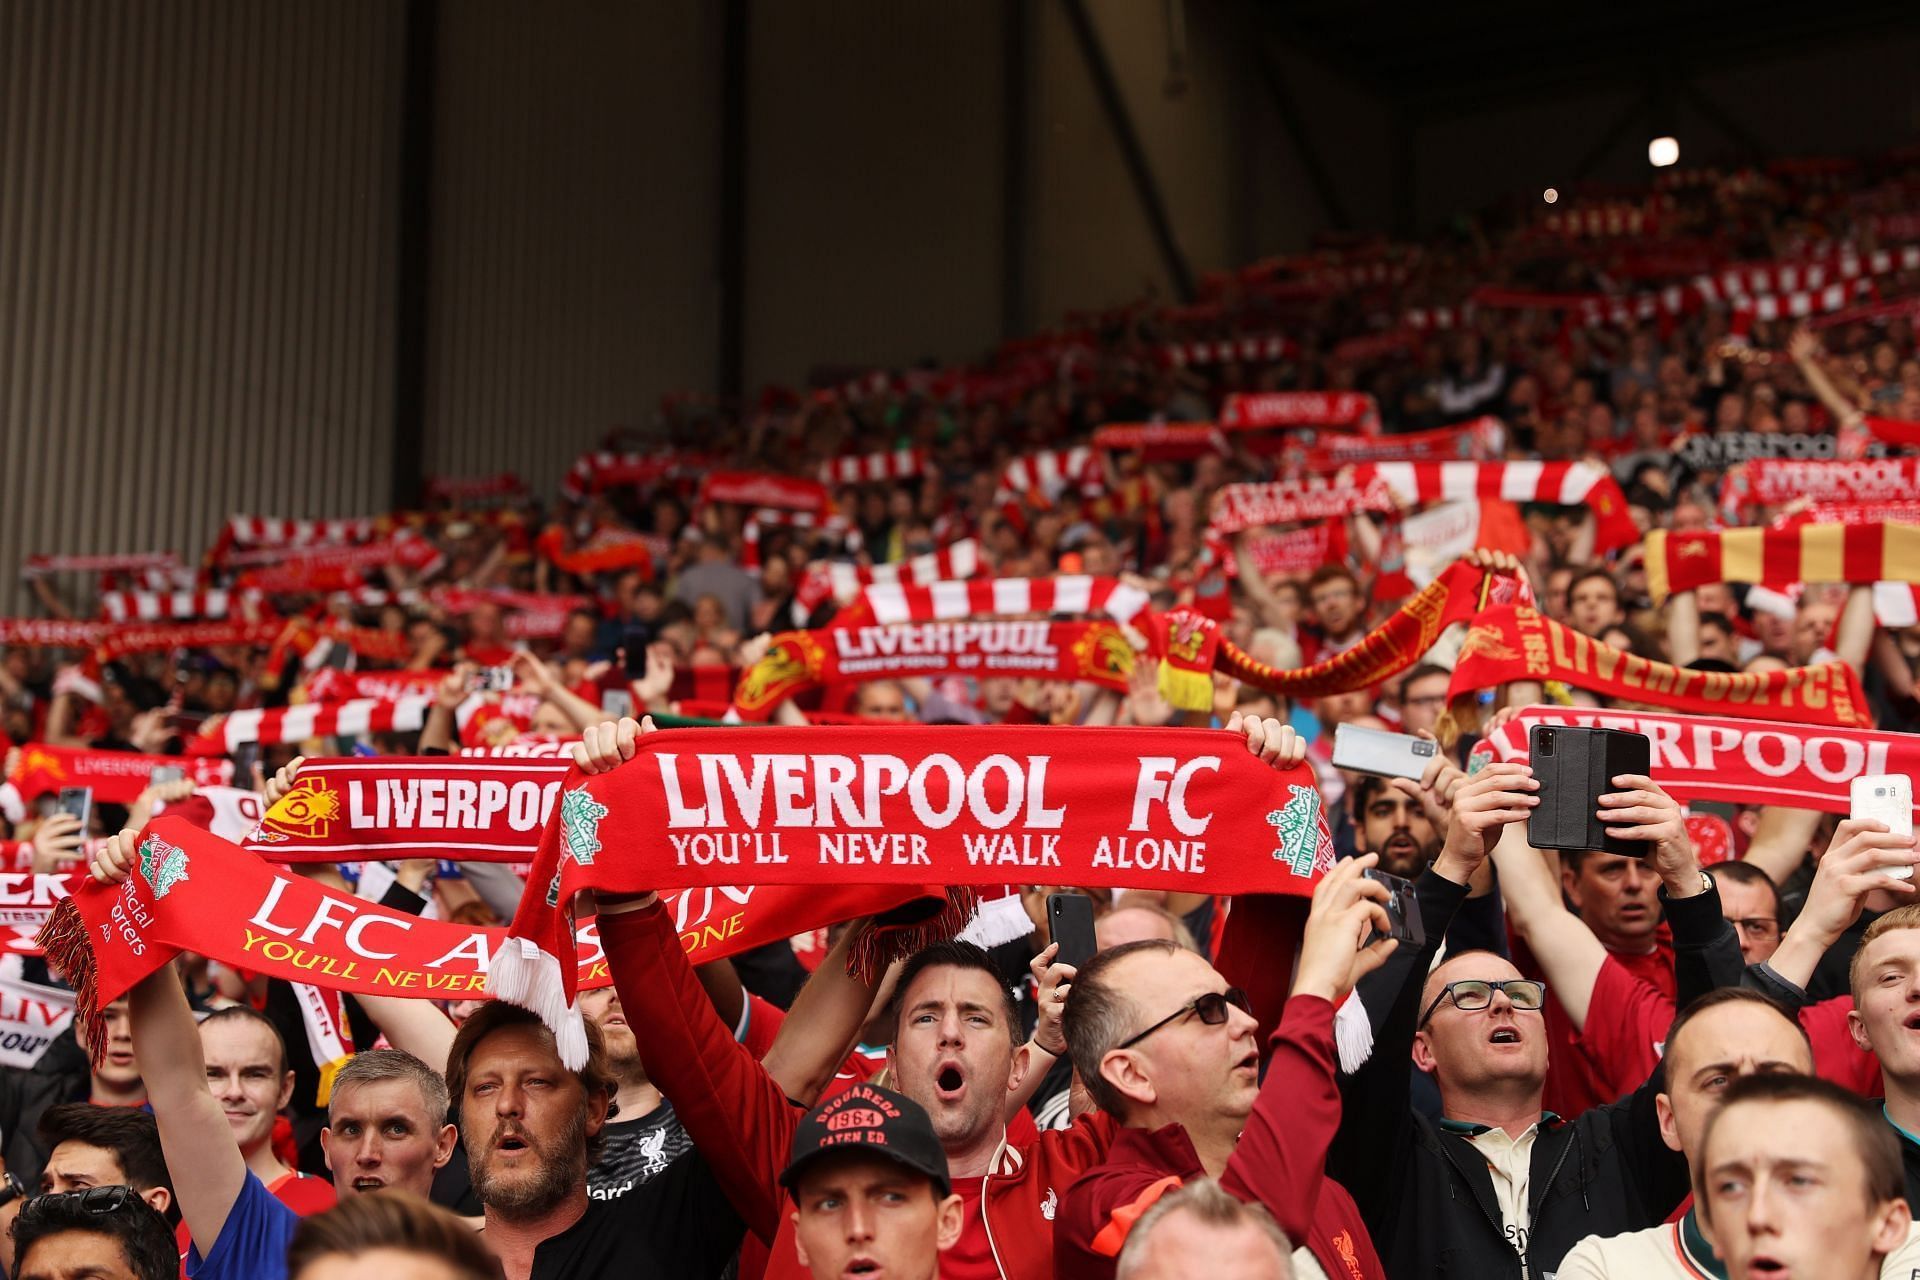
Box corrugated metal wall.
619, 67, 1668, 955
422, 0, 722, 497
0, 0, 403, 608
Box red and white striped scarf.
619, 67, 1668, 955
23, 552, 181, 578
995, 448, 1100, 504
793, 541, 984, 613
1219, 391, 1377, 431
1162, 334, 1295, 367
818, 449, 928, 486
1356, 461, 1639, 551
99, 590, 249, 623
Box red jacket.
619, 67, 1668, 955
1053, 996, 1382, 1280
598, 902, 1116, 1280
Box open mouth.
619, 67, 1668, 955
934, 1061, 966, 1101
496, 1130, 532, 1155
351, 1176, 385, 1192
843, 1260, 882, 1278
1903, 1010, 1920, 1032
1748, 1257, 1786, 1276
1488, 1027, 1522, 1045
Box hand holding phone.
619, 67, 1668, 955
1361, 868, 1426, 949
1527, 726, 1652, 855
1852, 775, 1915, 879
148, 765, 185, 787
1332, 724, 1438, 781
56, 786, 93, 836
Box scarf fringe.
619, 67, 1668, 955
486, 936, 590, 1072
956, 891, 1037, 952
849, 887, 981, 985
1334, 992, 1375, 1075
35, 898, 104, 1068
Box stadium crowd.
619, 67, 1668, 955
7, 152, 1920, 1280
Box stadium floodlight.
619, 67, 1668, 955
1648, 136, 1680, 168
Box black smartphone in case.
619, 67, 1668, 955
1361, 867, 1426, 950
1047, 892, 1098, 970
1526, 725, 1652, 856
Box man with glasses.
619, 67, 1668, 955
11, 1186, 179, 1280
1055, 854, 1393, 1279
1329, 761, 1745, 1279
1305, 566, 1367, 656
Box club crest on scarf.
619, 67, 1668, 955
560, 787, 610, 871
136, 836, 189, 899
251, 777, 341, 844
1267, 785, 1322, 877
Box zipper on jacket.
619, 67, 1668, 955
1436, 1139, 1520, 1274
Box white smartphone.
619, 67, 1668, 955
1851, 774, 1915, 879
1332, 723, 1438, 781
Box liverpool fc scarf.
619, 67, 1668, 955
1727, 458, 1920, 510
1773, 502, 1920, 529
1355, 462, 1639, 553
1447, 606, 1871, 729
242, 758, 571, 861
1220, 392, 1378, 431
1209, 477, 1397, 533
819, 449, 929, 486
489, 725, 1337, 1067
1287, 416, 1506, 469
700, 470, 830, 516
39, 817, 942, 1067
1645, 525, 1920, 602
1091, 424, 1229, 461
729, 621, 1136, 720
1478, 706, 1920, 818
9, 746, 233, 804
837, 576, 1152, 629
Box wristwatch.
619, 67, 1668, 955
0, 1171, 28, 1210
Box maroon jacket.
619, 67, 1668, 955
1054, 995, 1383, 1280
598, 901, 1117, 1280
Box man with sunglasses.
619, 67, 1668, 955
1056, 853, 1395, 1279
1329, 761, 1745, 1280
11, 1185, 179, 1280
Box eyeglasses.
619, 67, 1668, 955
1729, 917, 1779, 941
1117, 988, 1251, 1051
21, 1185, 135, 1216
1418, 979, 1548, 1028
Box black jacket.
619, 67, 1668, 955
1329, 867, 1744, 1280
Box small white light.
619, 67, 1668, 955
1648, 136, 1680, 168
1543, 187, 1559, 204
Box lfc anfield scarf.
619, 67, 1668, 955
729, 621, 1136, 720
9, 745, 233, 805
1091, 424, 1228, 461
39, 817, 942, 1067
1285, 416, 1507, 471
489, 724, 1336, 1067
1478, 706, 1920, 818
1209, 477, 1397, 533
1355, 462, 1640, 553
1447, 606, 1871, 729
241, 758, 572, 861
0, 620, 106, 648
95, 619, 283, 663
1219, 391, 1378, 431
1645, 525, 1920, 602
700, 470, 830, 516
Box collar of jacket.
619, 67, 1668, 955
1435, 1110, 1563, 1137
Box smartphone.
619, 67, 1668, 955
1332, 724, 1438, 781
1362, 867, 1426, 949
476, 666, 515, 693
1047, 892, 1098, 970
1527, 725, 1653, 856
148, 765, 185, 787
56, 787, 93, 835
233, 742, 260, 782
623, 626, 654, 679
1852, 775, 1915, 879
600, 688, 634, 719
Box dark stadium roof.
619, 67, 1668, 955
1267, 1, 1920, 113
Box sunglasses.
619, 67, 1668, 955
1418, 979, 1547, 1029
1117, 987, 1251, 1051
22, 1185, 136, 1216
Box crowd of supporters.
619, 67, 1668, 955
6, 151, 1920, 1280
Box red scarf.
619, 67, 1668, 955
700, 470, 830, 515
23, 552, 181, 578
1220, 391, 1377, 431
38, 818, 939, 1064
95, 619, 282, 663
99, 591, 246, 623
1355, 462, 1638, 552
1862, 415, 1920, 450
793, 542, 984, 614
1288, 416, 1506, 470
490, 725, 1334, 1067
243, 758, 571, 861
303, 668, 451, 704
1729, 458, 1920, 510
1091, 424, 1228, 461
1645, 525, 1920, 602
1212, 522, 1350, 578
0, 620, 106, 648
10, 746, 232, 805
729, 621, 1136, 720
1209, 477, 1396, 533
1448, 606, 1871, 728
1772, 501, 1920, 528
1477, 706, 1919, 819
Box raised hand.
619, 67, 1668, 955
263, 756, 307, 808
1596, 774, 1696, 891
1027, 942, 1075, 1057
1226, 710, 1306, 770
1436, 762, 1539, 881
1291, 852, 1397, 1004
571, 716, 656, 776
28, 812, 84, 874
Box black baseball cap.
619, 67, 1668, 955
780, 1084, 951, 1199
